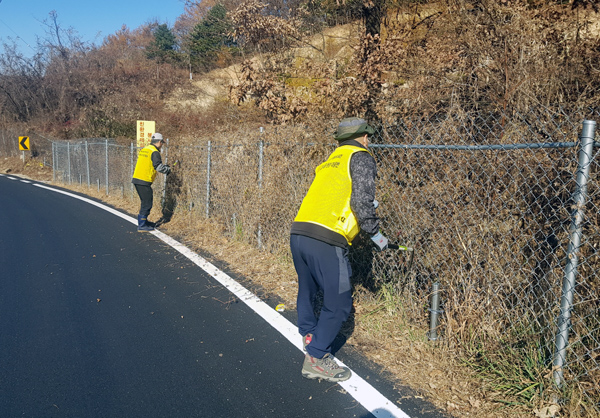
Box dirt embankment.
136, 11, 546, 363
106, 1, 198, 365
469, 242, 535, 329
1, 156, 53, 181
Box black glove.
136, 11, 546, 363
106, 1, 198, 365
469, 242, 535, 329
156, 163, 171, 175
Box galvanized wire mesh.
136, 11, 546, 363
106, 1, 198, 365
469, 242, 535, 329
10, 107, 600, 410
360, 109, 599, 406
366, 119, 595, 406
210, 143, 262, 241
51, 139, 138, 197
169, 144, 210, 216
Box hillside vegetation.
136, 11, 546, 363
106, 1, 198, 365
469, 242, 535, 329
0, 0, 598, 138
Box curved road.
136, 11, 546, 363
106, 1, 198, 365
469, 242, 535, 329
0, 174, 448, 418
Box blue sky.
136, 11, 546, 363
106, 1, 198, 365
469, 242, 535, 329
0, 0, 186, 55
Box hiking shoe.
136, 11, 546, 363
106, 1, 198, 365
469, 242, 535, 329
301, 353, 351, 382
137, 225, 155, 232
303, 333, 313, 351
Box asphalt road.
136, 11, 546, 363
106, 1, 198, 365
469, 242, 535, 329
0, 174, 449, 418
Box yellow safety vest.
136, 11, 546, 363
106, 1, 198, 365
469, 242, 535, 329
132, 145, 159, 183
294, 145, 369, 245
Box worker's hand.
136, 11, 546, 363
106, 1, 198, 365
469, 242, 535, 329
373, 199, 379, 209
370, 232, 388, 251
157, 163, 171, 175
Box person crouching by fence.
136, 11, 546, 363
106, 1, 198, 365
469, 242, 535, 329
290, 117, 389, 382
132, 133, 171, 232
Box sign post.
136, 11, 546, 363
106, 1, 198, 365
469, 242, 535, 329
19, 136, 30, 162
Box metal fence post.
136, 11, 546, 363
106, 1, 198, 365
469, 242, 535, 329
52, 142, 56, 182
205, 140, 212, 218
130, 142, 134, 197
162, 138, 169, 209
257, 130, 264, 249
67, 142, 71, 184
85, 140, 90, 188
105, 139, 109, 195
428, 282, 442, 341
553, 120, 597, 387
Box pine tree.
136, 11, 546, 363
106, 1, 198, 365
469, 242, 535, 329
188, 4, 234, 71
146, 24, 178, 64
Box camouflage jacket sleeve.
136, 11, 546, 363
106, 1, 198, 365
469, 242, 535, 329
350, 150, 380, 236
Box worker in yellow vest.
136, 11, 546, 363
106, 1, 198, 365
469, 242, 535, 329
132, 133, 171, 232
291, 117, 389, 382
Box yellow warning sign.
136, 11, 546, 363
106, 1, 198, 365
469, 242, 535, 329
19, 136, 30, 151
136, 121, 155, 148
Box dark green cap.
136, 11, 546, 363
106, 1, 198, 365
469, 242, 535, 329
334, 117, 375, 141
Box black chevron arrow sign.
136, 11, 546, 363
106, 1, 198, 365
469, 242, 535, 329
19, 136, 30, 151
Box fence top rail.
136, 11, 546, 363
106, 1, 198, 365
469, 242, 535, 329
53, 141, 129, 148
369, 142, 578, 151
167, 141, 586, 151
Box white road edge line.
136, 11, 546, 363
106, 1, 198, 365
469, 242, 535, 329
31, 182, 411, 418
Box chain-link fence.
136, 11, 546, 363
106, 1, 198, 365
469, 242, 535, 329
5, 107, 599, 410
365, 115, 599, 409
51, 139, 136, 196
